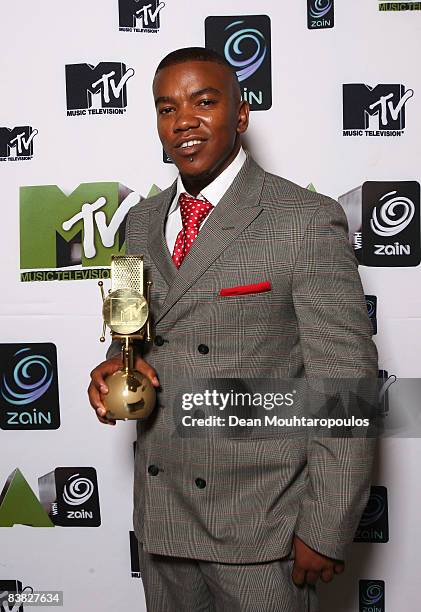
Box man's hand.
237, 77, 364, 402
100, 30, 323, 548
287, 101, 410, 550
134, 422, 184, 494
88, 355, 160, 425
291, 534, 345, 586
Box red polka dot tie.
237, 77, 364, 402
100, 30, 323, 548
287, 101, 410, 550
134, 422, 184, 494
171, 192, 213, 269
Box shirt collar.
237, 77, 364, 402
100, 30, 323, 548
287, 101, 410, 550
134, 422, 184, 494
169, 146, 247, 214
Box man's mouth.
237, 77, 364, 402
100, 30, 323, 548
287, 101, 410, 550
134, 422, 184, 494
175, 139, 206, 155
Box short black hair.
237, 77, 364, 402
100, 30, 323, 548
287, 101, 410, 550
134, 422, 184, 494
155, 47, 240, 94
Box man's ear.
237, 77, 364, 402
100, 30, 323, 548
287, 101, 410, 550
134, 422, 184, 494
237, 100, 250, 134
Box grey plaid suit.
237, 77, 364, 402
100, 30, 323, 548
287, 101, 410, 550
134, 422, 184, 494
108, 153, 377, 605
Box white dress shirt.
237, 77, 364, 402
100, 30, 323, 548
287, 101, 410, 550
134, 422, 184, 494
165, 147, 247, 254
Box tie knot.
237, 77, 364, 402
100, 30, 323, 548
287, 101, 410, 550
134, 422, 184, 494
178, 192, 213, 229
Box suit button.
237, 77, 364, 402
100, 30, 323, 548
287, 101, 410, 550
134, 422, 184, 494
154, 336, 165, 346
197, 344, 209, 355
195, 478, 206, 489
148, 465, 159, 476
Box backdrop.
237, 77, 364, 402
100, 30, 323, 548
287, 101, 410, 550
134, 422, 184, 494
1, 1, 420, 610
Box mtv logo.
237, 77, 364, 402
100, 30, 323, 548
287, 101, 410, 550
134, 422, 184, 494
343, 83, 414, 131
20, 182, 142, 281
0, 468, 54, 528
0, 580, 25, 612
118, 0, 165, 29
0, 126, 38, 158
129, 531, 141, 578
65, 63, 135, 110
379, 1, 421, 10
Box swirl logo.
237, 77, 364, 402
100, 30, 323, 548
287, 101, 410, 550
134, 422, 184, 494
359, 493, 385, 526
224, 20, 267, 82
1, 348, 53, 406
310, 0, 333, 19
361, 582, 384, 606
371, 190, 415, 237
366, 298, 376, 319
63, 474, 94, 506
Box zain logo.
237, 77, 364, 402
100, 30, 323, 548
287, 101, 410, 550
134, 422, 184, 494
359, 493, 385, 526
223, 20, 267, 81
1, 348, 53, 406
309, 0, 333, 18
361, 582, 384, 606
63, 474, 94, 506
366, 298, 376, 319
370, 190, 415, 236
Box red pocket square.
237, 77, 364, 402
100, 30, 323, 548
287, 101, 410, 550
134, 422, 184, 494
219, 281, 271, 296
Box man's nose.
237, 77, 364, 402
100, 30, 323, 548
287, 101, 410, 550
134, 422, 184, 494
173, 106, 200, 131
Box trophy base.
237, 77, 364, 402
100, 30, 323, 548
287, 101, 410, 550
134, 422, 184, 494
103, 369, 156, 420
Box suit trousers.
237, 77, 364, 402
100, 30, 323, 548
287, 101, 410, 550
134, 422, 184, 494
138, 543, 319, 612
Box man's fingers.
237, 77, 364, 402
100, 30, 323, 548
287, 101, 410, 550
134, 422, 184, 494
88, 358, 124, 426
321, 567, 334, 583
96, 412, 116, 425
88, 380, 116, 423
97, 414, 116, 426
88, 355, 158, 425
134, 357, 160, 387
88, 382, 104, 412
291, 535, 345, 586
305, 570, 319, 586
292, 564, 335, 586
291, 564, 306, 587
89, 385, 116, 424
90, 358, 123, 393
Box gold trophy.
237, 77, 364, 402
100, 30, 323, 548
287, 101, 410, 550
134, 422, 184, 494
98, 255, 156, 420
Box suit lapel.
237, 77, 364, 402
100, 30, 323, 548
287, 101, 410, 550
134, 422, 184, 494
155, 155, 265, 325
147, 181, 178, 287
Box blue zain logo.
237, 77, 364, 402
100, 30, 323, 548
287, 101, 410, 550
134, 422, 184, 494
309, 0, 333, 19
1, 348, 53, 405
224, 20, 267, 82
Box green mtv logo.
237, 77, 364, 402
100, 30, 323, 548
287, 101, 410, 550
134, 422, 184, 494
0, 468, 54, 527
20, 182, 146, 270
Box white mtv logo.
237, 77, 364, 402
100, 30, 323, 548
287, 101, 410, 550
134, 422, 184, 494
90, 68, 134, 106
368, 88, 413, 129
9, 129, 38, 155
135, 2, 165, 27
0, 586, 33, 612
62, 191, 141, 258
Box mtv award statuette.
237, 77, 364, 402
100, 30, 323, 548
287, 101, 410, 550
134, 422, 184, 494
98, 255, 155, 420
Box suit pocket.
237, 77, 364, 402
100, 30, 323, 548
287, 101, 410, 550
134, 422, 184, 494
219, 281, 271, 297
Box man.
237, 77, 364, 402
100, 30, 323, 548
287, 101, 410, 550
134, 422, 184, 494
88, 47, 378, 611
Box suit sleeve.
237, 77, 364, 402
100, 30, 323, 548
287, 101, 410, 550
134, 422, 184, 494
291, 197, 378, 561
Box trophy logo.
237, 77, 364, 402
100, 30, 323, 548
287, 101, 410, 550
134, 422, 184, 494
99, 255, 155, 420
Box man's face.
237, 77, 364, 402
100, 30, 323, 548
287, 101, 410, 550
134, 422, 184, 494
153, 60, 248, 181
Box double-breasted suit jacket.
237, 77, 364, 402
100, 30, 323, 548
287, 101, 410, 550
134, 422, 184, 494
108, 153, 378, 564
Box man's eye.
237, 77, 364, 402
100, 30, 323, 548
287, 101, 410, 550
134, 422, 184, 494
198, 99, 216, 107
159, 107, 173, 115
